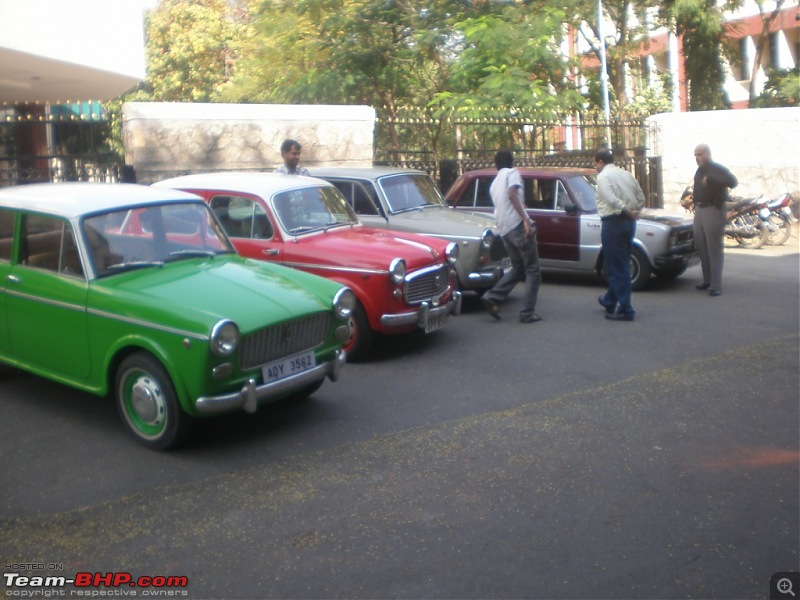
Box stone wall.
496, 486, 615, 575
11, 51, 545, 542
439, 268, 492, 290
122, 102, 376, 184
647, 107, 800, 211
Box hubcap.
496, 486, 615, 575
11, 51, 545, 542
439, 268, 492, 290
130, 376, 165, 426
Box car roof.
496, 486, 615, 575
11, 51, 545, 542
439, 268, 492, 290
309, 166, 427, 181
460, 166, 595, 177
154, 171, 336, 196
0, 182, 202, 220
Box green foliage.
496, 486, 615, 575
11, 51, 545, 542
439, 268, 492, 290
145, 0, 247, 102
666, 0, 730, 110
432, 7, 585, 116
751, 67, 800, 108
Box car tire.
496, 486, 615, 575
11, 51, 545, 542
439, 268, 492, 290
630, 247, 651, 291
597, 246, 651, 291
342, 301, 374, 362
115, 351, 190, 450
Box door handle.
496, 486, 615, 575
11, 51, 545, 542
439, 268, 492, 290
7, 274, 21, 283
263, 249, 280, 256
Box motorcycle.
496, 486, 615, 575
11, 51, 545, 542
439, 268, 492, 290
764, 192, 796, 246
680, 187, 770, 249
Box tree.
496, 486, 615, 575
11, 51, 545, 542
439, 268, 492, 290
662, 0, 732, 111
746, 0, 787, 102
145, 0, 249, 102
434, 5, 584, 114
751, 67, 800, 107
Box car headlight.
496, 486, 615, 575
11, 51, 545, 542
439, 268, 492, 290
333, 287, 357, 319
389, 258, 406, 284
481, 229, 494, 250
210, 319, 239, 357
445, 241, 459, 265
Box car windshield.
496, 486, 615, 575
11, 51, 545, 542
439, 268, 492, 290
567, 175, 598, 211
272, 185, 358, 235
83, 201, 234, 277
379, 174, 445, 213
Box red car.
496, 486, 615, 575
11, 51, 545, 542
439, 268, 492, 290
155, 173, 461, 360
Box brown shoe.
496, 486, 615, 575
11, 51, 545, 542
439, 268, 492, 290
480, 297, 501, 320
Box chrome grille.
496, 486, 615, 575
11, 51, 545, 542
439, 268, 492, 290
405, 264, 450, 305
238, 312, 330, 370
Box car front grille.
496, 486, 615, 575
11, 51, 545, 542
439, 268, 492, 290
238, 312, 331, 370
405, 264, 450, 305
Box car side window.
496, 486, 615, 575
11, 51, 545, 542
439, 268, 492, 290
475, 179, 493, 208
20, 213, 83, 277
210, 195, 274, 240
331, 181, 380, 216
526, 178, 556, 210
0, 209, 14, 261
554, 181, 573, 210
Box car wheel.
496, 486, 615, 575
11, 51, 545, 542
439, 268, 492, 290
115, 351, 190, 450
341, 301, 374, 362
630, 247, 651, 291
597, 247, 651, 291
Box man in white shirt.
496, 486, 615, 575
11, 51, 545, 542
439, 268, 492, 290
480, 150, 542, 323
275, 139, 311, 176
594, 147, 645, 321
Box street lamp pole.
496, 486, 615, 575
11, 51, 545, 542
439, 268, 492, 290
597, 0, 612, 147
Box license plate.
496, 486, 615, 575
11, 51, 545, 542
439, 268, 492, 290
425, 313, 448, 334
262, 351, 316, 383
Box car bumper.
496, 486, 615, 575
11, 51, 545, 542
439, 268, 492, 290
465, 265, 503, 287
654, 249, 699, 270
194, 349, 347, 415
380, 291, 462, 329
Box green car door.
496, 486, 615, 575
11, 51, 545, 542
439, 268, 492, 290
5, 213, 91, 380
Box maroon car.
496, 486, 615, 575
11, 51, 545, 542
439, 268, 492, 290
445, 167, 697, 290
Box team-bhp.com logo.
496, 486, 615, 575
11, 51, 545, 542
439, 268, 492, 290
4, 571, 189, 596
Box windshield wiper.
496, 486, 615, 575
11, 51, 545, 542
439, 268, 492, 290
287, 225, 319, 235
167, 249, 218, 260
105, 260, 164, 274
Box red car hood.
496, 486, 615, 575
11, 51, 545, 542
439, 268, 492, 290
277, 225, 447, 271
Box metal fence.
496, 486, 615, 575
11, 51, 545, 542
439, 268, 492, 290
1, 103, 663, 207
375, 107, 663, 208
0, 103, 122, 188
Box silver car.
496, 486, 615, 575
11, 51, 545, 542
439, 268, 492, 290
309, 167, 508, 292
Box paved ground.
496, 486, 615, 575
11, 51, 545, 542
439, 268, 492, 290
1, 231, 798, 600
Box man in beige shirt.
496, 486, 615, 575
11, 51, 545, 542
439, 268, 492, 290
594, 147, 645, 321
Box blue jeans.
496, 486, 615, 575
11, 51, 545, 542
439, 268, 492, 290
600, 214, 636, 317
485, 222, 541, 319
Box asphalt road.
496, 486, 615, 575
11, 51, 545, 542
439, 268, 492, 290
1, 236, 798, 600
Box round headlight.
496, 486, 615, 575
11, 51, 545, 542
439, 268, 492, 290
333, 287, 357, 319
210, 320, 239, 357
389, 258, 406, 284
445, 242, 459, 265
481, 229, 494, 250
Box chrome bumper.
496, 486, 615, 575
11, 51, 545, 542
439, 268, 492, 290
380, 291, 462, 329
195, 349, 346, 415
466, 266, 503, 285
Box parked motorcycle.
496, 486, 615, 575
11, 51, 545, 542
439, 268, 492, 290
764, 192, 796, 246
680, 187, 770, 249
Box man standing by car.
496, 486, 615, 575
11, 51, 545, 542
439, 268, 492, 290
594, 147, 645, 321
275, 139, 310, 176
480, 150, 542, 323
692, 143, 737, 297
